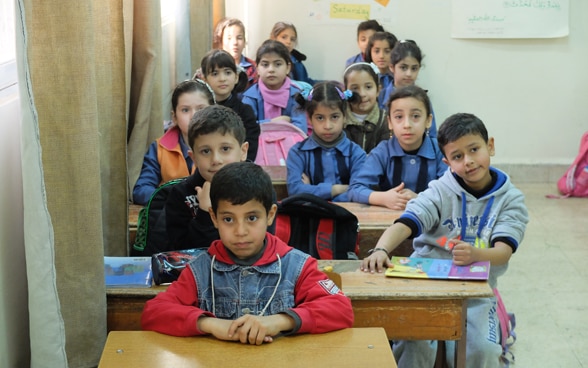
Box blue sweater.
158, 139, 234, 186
348, 135, 447, 204
287, 135, 366, 202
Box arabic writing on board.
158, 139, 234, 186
452, 0, 569, 38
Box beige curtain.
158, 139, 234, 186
17, 0, 217, 366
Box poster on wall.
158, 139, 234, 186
451, 0, 569, 38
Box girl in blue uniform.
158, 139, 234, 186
349, 85, 446, 210
287, 81, 366, 202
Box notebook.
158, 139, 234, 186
385, 256, 490, 280
104, 256, 152, 287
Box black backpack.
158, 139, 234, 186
275, 193, 359, 260
131, 178, 185, 256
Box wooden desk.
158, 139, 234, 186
99, 328, 396, 367
335, 202, 408, 257
262, 165, 287, 200
107, 260, 492, 368
321, 260, 493, 368
129, 202, 405, 257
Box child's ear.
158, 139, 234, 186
285, 62, 292, 75
487, 137, 496, 156
267, 204, 278, 226
188, 149, 194, 161
208, 207, 219, 229
386, 114, 393, 131
240, 141, 249, 161
425, 114, 433, 130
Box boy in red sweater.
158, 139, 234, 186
142, 162, 354, 344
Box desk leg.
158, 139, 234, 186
454, 301, 467, 368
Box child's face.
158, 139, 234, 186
387, 97, 432, 152
189, 132, 248, 182
346, 70, 379, 115
276, 28, 297, 52
257, 52, 291, 90
204, 66, 238, 102
310, 104, 344, 143
371, 39, 393, 74
222, 25, 245, 61
210, 200, 277, 260
391, 56, 421, 88
442, 134, 495, 191
172, 91, 211, 136
357, 30, 376, 55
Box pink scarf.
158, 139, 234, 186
259, 77, 291, 120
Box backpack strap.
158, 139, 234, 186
493, 288, 516, 366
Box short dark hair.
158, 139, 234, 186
210, 162, 273, 214
437, 113, 489, 157
357, 19, 384, 36
295, 81, 355, 117
200, 49, 248, 94
171, 80, 215, 113
256, 39, 291, 65
387, 84, 431, 118
188, 105, 246, 151
391, 39, 423, 66
213, 17, 246, 50
365, 31, 398, 64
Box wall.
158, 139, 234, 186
0, 62, 29, 367
226, 0, 587, 167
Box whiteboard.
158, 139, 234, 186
451, 0, 569, 38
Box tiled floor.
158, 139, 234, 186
499, 183, 588, 367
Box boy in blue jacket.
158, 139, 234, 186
361, 112, 529, 368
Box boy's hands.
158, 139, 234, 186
228, 314, 294, 345
360, 250, 392, 273
450, 238, 478, 265
198, 314, 295, 345
195, 181, 211, 212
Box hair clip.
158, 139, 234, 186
399, 39, 417, 44
194, 78, 217, 104
334, 87, 353, 100
300, 88, 312, 101
343, 61, 381, 76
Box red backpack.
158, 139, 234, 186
552, 132, 588, 197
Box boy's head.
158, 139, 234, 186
356, 20, 384, 56
188, 105, 248, 182
438, 113, 495, 191
209, 162, 277, 259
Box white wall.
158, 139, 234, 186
0, 63, 29, 367
226, 0, 587, 165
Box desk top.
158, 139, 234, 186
129, 202, 400, 229
107, 260, 493, 300
99, 328, 396, 367
319, 260, 493, 300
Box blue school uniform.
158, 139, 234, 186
287, 134, 366, 202
290, 49, 317, 86
348, 135, 447, 204
241, 81, 308, 133
377, 73, 394, 109
345, 53, 364, 68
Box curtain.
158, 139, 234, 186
15, 0, 217, 366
